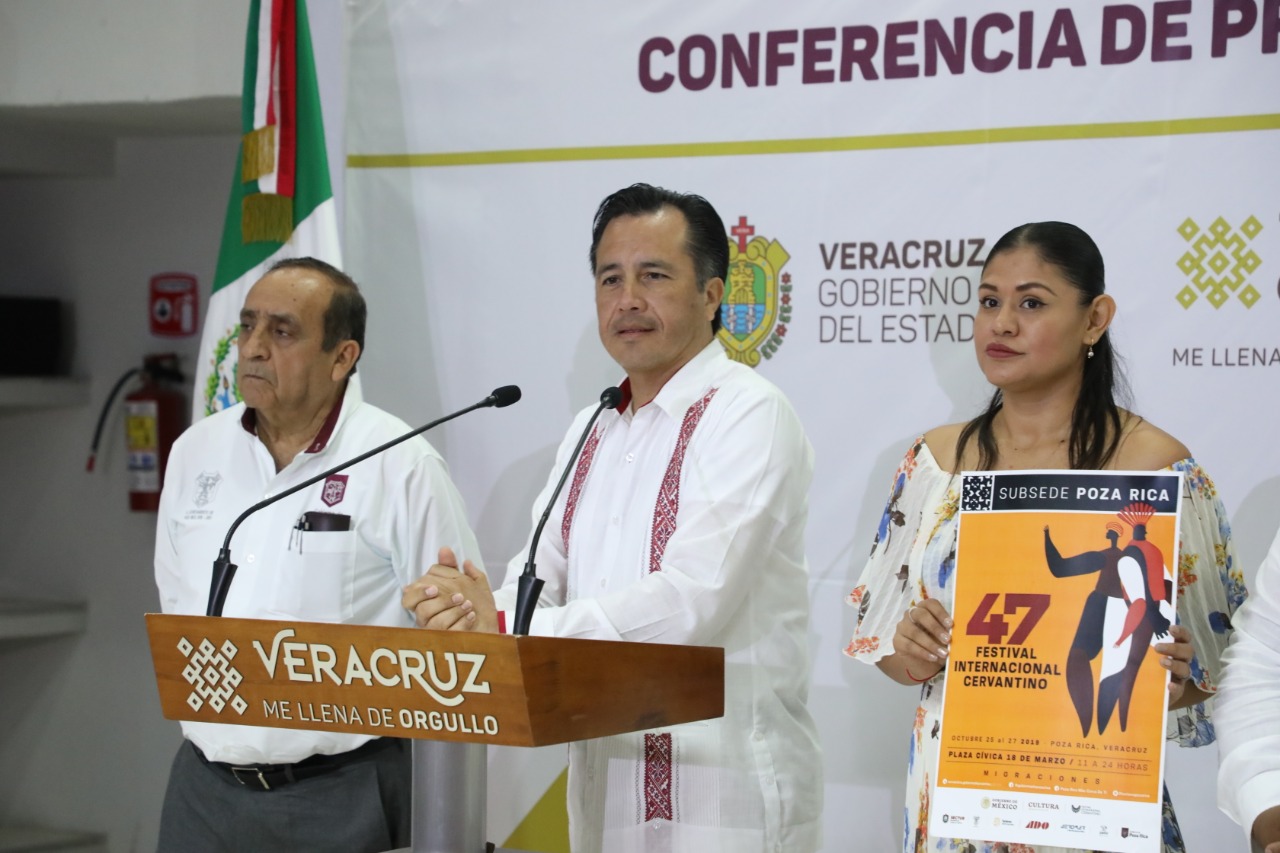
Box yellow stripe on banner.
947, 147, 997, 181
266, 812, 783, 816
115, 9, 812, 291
502, 767, 570, 853
348, 113, 1280, 169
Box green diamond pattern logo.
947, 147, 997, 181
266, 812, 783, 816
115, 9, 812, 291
1176, 216, 1264, 309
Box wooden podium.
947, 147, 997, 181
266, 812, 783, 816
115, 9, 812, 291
146, 613, 724, 852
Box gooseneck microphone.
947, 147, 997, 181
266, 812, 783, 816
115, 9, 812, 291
511, 385, 622, 635
206, 385, 522, 617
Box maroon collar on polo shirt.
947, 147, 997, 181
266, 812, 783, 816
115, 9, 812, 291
239, 393, 346, 454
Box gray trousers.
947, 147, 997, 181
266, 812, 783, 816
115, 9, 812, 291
157, 739, 412, 853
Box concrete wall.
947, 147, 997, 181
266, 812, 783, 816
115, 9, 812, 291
0, 135, 234, 850
0, 2, 344, 850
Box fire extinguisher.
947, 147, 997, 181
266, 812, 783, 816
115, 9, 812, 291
87, 354, 187, 511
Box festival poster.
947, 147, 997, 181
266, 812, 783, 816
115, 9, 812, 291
929, 470, 1183, 852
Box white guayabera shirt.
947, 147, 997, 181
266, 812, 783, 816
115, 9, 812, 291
494, 342, 824, 853
1218, 524, 1280, 844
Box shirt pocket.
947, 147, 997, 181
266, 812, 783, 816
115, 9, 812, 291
273, 529, 357, 622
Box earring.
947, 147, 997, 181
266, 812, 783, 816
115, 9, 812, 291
1087, 342, 1095, 359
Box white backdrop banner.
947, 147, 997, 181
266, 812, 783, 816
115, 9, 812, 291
344, 1, 1280, 849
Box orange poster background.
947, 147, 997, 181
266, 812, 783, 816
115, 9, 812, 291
937, 510, 1177, 802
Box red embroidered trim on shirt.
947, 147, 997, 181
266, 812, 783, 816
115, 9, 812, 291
648, 388, 718, 574
560, 425, 602, 561
642, 387, 717, 825
557, 388, 719, 826
643, 732, 674, 821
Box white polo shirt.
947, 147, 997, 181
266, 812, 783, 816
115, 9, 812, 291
155, 378, 481, 764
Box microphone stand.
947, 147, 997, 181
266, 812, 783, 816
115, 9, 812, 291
206, 385, 521, 617
200, 386, 521, 853
511, 386, 621, 635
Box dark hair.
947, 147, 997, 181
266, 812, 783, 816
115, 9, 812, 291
955, 222, 1130, 471
268, 256, 366, 371
589, 183, 727, 333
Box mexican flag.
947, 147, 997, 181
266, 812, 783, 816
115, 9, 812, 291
193, 0, 341, 420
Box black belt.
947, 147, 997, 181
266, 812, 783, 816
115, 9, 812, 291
195, 737, 399, 791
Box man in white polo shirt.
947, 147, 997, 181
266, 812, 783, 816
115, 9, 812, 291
155, 257, 480, 853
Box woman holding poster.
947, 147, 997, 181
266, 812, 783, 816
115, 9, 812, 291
843, 222, 1246, 853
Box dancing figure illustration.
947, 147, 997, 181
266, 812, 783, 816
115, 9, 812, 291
1044, 503, 1175, 736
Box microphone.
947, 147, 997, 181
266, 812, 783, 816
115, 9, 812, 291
511, 385, 622, 635
206, 385, 522, 617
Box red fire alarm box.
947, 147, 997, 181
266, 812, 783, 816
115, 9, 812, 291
149, 273, 198, 337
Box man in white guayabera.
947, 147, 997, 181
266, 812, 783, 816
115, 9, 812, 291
403, 184, 824, 853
